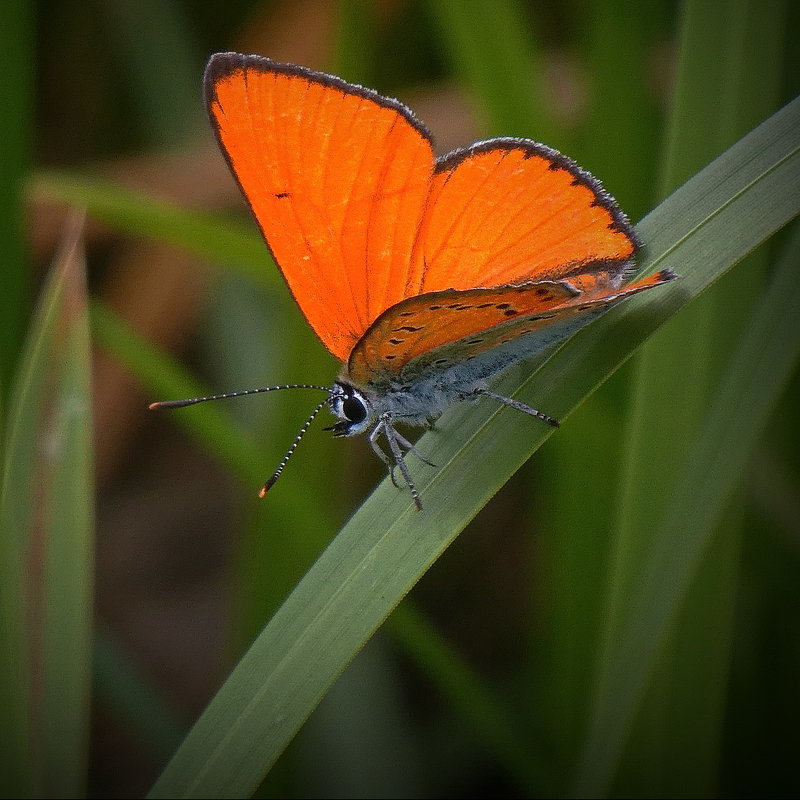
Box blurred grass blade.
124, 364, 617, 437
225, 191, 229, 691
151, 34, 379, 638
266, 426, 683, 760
572, 0, 667, 216
29, 171, 272, 286
587, 0, 788, 794
529, 1, 667, 776
90, 300, 266, 490
331, 0, 379, 83
388, 603, 554, 794
93, 629, 186, 760
0, 0, 33, 393
426, 0, 555, 140
573, 219, 800, 796
147, 99, 799, 798
0, 213, 95, 797
103, 0, 202, 146
39, 218, 95, 797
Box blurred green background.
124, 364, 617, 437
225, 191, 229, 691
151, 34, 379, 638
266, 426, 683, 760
3, 0, 799, 797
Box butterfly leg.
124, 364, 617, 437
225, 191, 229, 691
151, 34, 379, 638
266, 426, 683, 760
369, 425, 434, 490
392, 429, 436, 468
468, 387, 560, 427
375, 415, 423, 510
369, 423, 409, 489
368, 426, 400, 485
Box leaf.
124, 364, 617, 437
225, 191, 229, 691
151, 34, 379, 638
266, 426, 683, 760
147, 97, 800, 799
0, 213, 95, 796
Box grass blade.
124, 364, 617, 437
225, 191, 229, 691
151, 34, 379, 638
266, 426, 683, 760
29, 171, 272, 286
147, 98, 800, 799
530, 1, 668, 775
0, 0, 33, 392
582, 0, 789, 794
90, 300, 266, 489
39, 220, 95, 797
388, 603, 554, 794
426, 0, 555, 140
573, 217, 800, 796
0, 214, 95, 796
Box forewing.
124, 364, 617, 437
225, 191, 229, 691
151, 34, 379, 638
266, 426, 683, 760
407, 140, 639, 295
205, 53, 435, 360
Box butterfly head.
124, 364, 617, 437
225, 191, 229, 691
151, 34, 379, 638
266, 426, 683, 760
325, 381, 373, 437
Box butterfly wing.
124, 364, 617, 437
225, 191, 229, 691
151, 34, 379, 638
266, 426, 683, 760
204, 53, 435, 361
346, 137, 667, 387
408, 140, 640, 294
207, 55, 666, 384
346, 269, 676, 387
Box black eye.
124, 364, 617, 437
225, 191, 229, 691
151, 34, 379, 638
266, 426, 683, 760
342, 395, 367, 423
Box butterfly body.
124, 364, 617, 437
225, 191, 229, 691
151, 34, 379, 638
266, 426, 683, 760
159, 52, 677, 508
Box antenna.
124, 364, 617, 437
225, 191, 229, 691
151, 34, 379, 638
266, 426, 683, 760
259, 396, 332, 498
149, 383, 331, 410
149, 383, 335, 498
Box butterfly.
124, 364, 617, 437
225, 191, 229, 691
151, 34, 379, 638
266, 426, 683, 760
151, 52, 676, 510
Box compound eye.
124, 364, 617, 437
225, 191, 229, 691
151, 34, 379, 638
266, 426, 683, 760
342, 395, 367, 423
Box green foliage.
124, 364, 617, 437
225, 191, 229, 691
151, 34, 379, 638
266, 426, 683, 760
5, 0, 798, 797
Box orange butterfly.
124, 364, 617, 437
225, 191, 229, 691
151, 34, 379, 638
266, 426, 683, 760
151, 52, 676, 509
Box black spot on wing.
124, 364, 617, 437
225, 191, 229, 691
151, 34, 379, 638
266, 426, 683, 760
493, 302, 520, 318
539, 311, 559, 319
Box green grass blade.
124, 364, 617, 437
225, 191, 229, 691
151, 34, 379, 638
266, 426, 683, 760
39, 221, 95, 797
102, 0, 202, 146
584, 0, 789, 794
0, 0, 33, 394
29, 172, 272, 286
90, 300, 266, 489
147, 99, 800, 799
331, 0, 379, 83
0, 215, 95, 797
572, 217, 800, 796
530, 1, 668, 775
93, 630, 186, 760
388, 603, 554, 794
425, 0, 555, 140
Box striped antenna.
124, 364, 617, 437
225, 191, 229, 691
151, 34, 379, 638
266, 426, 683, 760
149, 384, 331, 410
258, 396, 332, 498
